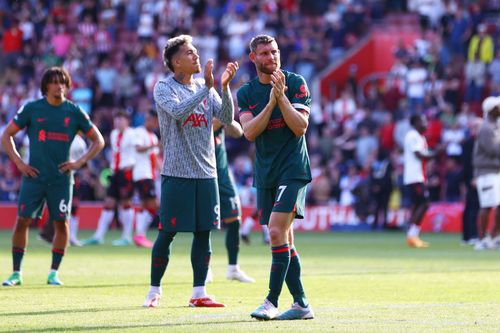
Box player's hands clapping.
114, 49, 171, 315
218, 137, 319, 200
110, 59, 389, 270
221, 61, 239, 90
270, 70, 287, 99
16, 161, 39, 178
204, 59, 214, 89
59, 160, 85, 174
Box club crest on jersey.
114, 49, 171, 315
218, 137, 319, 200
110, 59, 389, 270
182, 113, 208, 128
38, 129, 46, 142
64, 117, 70, 127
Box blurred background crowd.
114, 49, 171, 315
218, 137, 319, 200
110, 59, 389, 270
0, 0, 499, 227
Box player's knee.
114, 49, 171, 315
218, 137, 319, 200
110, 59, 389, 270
268, 226, 284, 244
103, 197, 116, 210
53, 220, 69, 231
145, 200, 157, 212
16, 217, 32, 229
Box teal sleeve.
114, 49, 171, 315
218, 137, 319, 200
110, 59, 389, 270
289, 75, 311, 112
75, 107, 93, 133
237, 86, 251, 116
12, 104, 31, 129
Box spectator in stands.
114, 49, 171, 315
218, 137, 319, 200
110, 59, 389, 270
406, 57, 428, 115
355, 125, 379, 167
332, 89, 356, 124
339, 161, 361, 207
94, 58, 118, 107
442, 119, 465, 157
464, 51, 487, 103
488, 48, 500, 95
0, 165, 20, 202
51, 24, 73, 59
467, 23, 494, 65
2, 18, 23, 70
447, 7, 471, 57
409, 0, 445, 32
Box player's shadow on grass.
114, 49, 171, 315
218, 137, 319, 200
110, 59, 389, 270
15, 281, 188, 290
5, 319, 255, 333
1, 305, 187, 317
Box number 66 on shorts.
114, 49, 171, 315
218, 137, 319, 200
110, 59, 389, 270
17, 177, 73, 221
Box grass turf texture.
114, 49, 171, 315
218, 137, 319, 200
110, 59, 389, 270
0, 230, 499, 332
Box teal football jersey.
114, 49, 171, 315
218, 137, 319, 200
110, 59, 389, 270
12, 98, 93, 182
237, 70, 312, 189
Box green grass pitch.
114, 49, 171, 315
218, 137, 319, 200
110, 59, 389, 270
0, 230, 499, 332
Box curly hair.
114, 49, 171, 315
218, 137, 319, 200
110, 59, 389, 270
40, 67, 72, 96
162, 35, 193, 72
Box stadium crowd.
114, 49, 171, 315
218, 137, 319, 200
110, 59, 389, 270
0, 0, 499, 227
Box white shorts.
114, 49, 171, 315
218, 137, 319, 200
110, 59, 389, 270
476, 172, 500, 208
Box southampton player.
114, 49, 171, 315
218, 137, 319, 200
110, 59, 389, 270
1, 67, 104, 286
143, 35, 238, 308
212, 118, 255, 283
238, 35, 314, 320
133, 110, 160, 248
83, 111, 136, 246
403, 114, 439, 248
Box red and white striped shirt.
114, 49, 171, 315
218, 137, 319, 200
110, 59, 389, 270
132, 126, 159, 181
110, 127, 136, 172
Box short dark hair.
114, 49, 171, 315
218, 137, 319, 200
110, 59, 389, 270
410, 114, 422, 127
162, 35, 193, 72
249, 35, 276, 53
40, 67, 71, 96
147, 109, 158, 118
115, 110, 130, 120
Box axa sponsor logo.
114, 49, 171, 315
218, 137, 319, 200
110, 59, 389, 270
182, 113, 208, 128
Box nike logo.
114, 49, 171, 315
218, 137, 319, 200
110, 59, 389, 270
37, 118, 46, 122
249, 104, 258, 109
273, 202, 282, 207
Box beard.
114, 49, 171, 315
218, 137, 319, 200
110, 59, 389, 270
257, 61, 279, 75
193, 63, 201, 73
52, 92, 64, 100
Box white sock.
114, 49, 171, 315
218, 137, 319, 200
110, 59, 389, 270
119, 207, 134, 241
228, 264, 239, 272
407, 224, 421, 238
93, 209, 114, 240
69, 216, 79, 241
240, 217, 254, 236
192, 286, 207, 299
262, 225, 270, 242
149, 285, 162, 295
135, 210, 153, 236
50, 269, 57, 274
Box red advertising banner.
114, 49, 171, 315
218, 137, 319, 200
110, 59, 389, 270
0, 202, 493, 232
